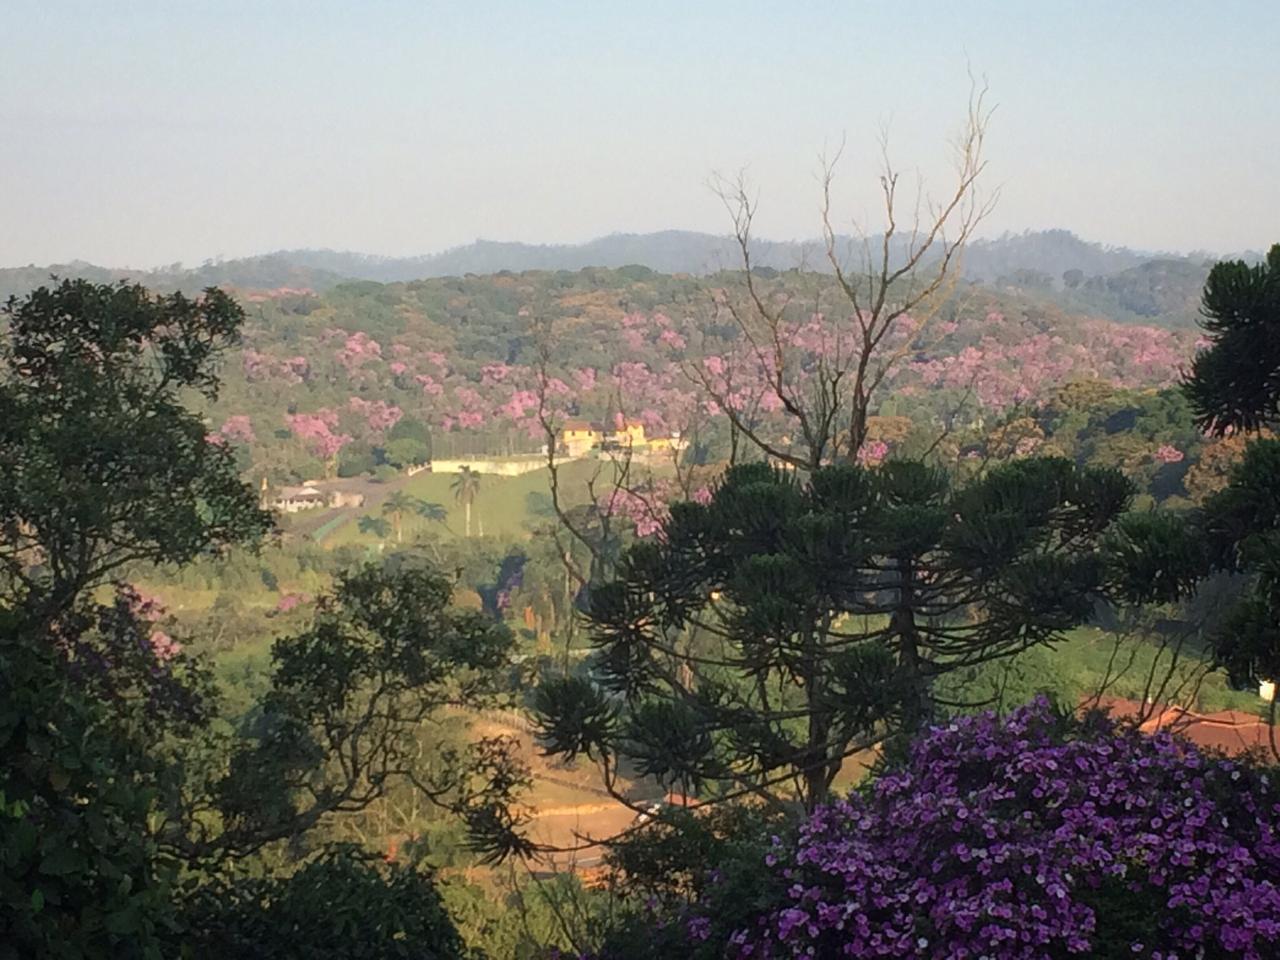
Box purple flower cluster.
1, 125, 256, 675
725, 698, 1280, 958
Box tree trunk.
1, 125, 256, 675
464, 500, 472, 537
893, 560, 932, 735
802, 616, 835, 813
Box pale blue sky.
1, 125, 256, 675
3, 1, 1277, 266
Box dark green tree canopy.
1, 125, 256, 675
179, 846, 470, 960
1115, 244, 1280, 700
0, 280, 521, 956
1185, 244, 1280, 434
0, 280, 272, 959
0, 279, 272, 615
1113, 433, 1280, 690
201, 562, 523, 860
535, 457, 1133, 815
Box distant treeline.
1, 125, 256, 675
2, 229, 1262, 328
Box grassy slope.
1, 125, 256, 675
324, 458, 654, 547
149, 461, 1269, 814
944, 625, 1264, 717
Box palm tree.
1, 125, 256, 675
381, 491, 419, 544
416, 500, 448, 525
450, 467, 481, 537
357, 515, 391, 540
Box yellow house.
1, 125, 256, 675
605, 420, 647, 448
647, 430, 687, 454
560, 419, 602, 457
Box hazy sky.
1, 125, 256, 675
4, 1, 1277, 267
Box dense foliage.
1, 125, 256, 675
0, 279, 272, 615
1117, 246, 1280, 691
0, 229, 1224, 310
591, 699, 1280, 960
0, 280, 271, 958
535, 456, 1133, 814
1185, 245, 1280, 434
0, 281, 510, 958
2, 239, 1276, 959
157, 266, 1207, 486
180, 846, 470, 960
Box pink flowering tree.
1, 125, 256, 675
347, 397, 403, 437
219, 414, 256, 445
596, 485, 674, 539
854, 438, 889, 465
335, 331, 382, 372
286, 410, 352, 475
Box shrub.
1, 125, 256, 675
180, 847, 471, 959
597, 698, 1280, 959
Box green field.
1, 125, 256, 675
943, 625, 1265, 717
145, 457, 1269, 731
322, 459, 661, 548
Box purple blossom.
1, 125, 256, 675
679, 699, 1280, 959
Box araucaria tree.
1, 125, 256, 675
1115, 244, 1280, 715
535, 456, 1132, 813
1185, 244, 1280, 435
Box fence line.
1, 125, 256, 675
472, 707, 537, 734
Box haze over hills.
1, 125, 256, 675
1, 228, 1258, 328
271, 229, 1194, 285
1, 228, 1238, 285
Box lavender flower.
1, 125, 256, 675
700, 698, 1280, 958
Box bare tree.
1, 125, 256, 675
695, 79, 997, 470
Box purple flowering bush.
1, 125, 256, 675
722, 698, 1280, 959
586, 698, 1280, 960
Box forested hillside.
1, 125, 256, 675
201, 266, 1206, 490
8, 248, 1279, 959
10, 2, 1280, 956
0, 254, 346, 301
3, 229, 1248, 329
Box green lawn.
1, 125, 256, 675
942, 625, 1266, 717
325, 459, 666, 548
145, 582, 278, 614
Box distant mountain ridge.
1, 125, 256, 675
271, 231, 827, 282
2, 231, 1258, 323
0, 255, 347, 302
271, 229, 1206, 285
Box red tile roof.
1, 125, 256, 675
1088, 696, 1277, 757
